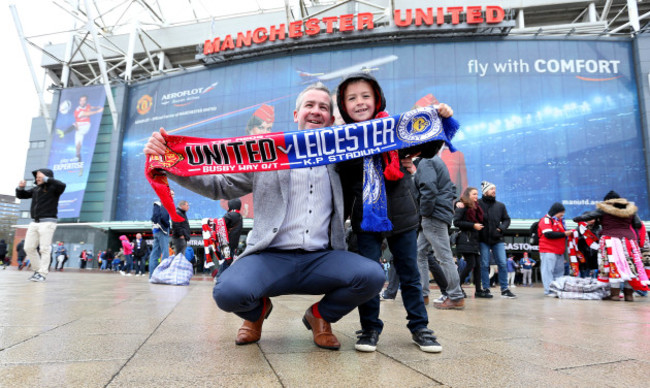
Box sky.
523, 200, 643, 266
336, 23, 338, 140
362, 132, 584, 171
0, 1, 46, 196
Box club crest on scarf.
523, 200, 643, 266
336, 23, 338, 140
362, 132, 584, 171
148, 146, 184, 169
396, 108, 442, 143
363, 156, 383, 205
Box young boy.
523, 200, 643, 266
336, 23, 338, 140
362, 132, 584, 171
335, 73, 454, 353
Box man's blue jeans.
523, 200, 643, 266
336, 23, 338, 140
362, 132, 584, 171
356, 229, 428, 334
480, 242, 508, 291
149, 231, 169, 278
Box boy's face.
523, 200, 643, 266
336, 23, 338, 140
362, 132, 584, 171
343, 80, 376, 122
293, 89, 334, 130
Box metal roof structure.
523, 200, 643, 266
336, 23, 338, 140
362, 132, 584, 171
10, 0, 650, 129
11, 0, 650, 93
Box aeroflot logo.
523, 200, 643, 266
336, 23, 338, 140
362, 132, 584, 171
161, 81, 219, 107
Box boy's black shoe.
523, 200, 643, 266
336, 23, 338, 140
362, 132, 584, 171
501, 289, 517, 298
355, 329, 379, 352
412, 328, 442, 353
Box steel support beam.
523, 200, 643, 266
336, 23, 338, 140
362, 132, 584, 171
84, 0, 119, 131
628, 0, 640, 32
9, 5, 52, 132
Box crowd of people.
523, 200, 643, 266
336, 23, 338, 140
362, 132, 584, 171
12, 74, 648, 355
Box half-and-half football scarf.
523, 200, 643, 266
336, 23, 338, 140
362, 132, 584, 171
146, 106, 459, 232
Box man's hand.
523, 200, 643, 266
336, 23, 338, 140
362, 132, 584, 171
564, 231, 572, 237
18, 180, 26, 188
473, 223, 484, 231
436, 103, 453, 118
144, 128, 168, 157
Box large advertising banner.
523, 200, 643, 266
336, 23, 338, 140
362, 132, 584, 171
117, 40, 648, 221
49, 86, 106, 218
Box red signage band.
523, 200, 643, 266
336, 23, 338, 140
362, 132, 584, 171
203, 6, 506, 56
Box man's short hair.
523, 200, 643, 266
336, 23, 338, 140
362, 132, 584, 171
295, 82, 333, 116
178, 200, 188, 207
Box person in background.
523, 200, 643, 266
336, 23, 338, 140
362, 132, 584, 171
453, 187, 487, 298
16, 168, 66, 282
171, 200, 191, 256
538, 202, 571, 296
16, 239, 27, 270
79, 249, 88, 269
149, 191, 173, 278
104, 249, 114, 271
575, 191, 647, 302
520, 252, 536, 287
507, 256, 518, 288
0, 240, 7, 269
119, 235, 133, 276
477, 181, 516, 299
413, 154, 465, 310
54, 242, 68, 271
113, 248, 123, 272
132, 233, 148, 276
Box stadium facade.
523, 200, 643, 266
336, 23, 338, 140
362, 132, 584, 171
11, 0, 650, 262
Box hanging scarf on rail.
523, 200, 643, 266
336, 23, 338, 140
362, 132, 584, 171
145, 106, 459, 231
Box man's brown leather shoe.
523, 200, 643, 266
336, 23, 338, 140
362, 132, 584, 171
302, 306, 340, 350
433, 296, 465, 310
235, 298, 273, 345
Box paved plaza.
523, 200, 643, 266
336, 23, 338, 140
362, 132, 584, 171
0, 269, 648, 387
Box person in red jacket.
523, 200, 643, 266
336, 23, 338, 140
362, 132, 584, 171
538, 202, 572, 296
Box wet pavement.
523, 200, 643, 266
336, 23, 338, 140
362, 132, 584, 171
0, 268, 648, 388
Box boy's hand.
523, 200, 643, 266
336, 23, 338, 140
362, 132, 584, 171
400, 157, 416, 174
436, 103, 453, 118
144, 128, 168, 157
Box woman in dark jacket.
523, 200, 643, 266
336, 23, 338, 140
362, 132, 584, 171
453, 187, 488, 298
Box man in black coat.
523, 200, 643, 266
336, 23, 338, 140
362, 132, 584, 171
477, 181, 516, 298
132, 233, 148, 276
171, 200, 191, 256
16, 168, 66, 282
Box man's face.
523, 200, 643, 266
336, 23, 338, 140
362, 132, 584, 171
181, 203, 189, 212
555, 211, 565, 220
79, 96, 87, 107
251, 120, 273, 135
486, 187, 496, 197
35, 171, 46, 185
294, 90, 334, 131
136, 233, 142, 239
